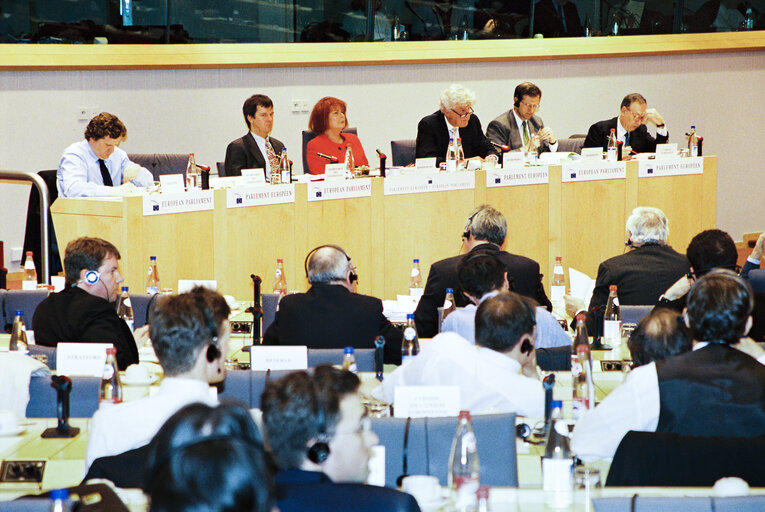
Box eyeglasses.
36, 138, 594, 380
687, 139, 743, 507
520, 101, 541, 111
450, 107, 473, 119
627, 109, 647, 122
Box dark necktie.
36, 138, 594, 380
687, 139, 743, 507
522, 121, 529, 146
624, 132, 631, 147
98, 159, 113, 187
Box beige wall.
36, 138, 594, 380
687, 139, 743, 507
1, 50, 763, 272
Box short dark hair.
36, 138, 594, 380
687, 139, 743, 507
308, 96, 348, 134
628, 309, 692, 367
620, 93, 647, 109
63, 237, 121, 286
242, 94, 274, 130
260, 365, 359, 470
475, 292, 537, 352
144, 402, 272, 512
149, 287, 231, 376
457, 251, 507, 299
84, 112, 127, 141
514, 82, 541, 102
686, 269, 753, 345
686, 229, 738, 277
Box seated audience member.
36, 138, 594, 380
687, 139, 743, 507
375, 292, 545, 417
33, 237, 139, 370
571, 270, 765, 462
741, 232, 765, 293
57, 112, 153, 198
415, 84, 498, 166
533, 0, 584, 37
85, 286, 230, 471
262, 245, 402, 364
415, 204, 551, 338
486, 81, 558, 153
144, 403, 273, 512
305, 96, 368, 174
442, 250, 569, 349
568, 206, 688, 333
224, 93, 286, 179
583, 93, 668, 154
627, 309, 693, 368
261, 365, 420, 512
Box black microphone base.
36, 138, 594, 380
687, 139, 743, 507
590, 338, 612, 351
41, 426, 80, 439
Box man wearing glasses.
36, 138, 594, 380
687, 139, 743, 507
416, 83, 498, 165
584, 93, 669, 154
486, 81, 558, 153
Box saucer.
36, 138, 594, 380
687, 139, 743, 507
0, 426, 26, 437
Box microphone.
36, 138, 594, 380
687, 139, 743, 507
198, 164, 211, 171
376, 149, 387, 178
543, 373, 556, 433
243, 274, 263, 351
489, 141, 511, 152
317, 153, 338, 162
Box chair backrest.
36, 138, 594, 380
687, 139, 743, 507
128, 153, 188, 181
22, 169, 62, 282
593, 496, 765, 512
557, 137, 584, 154
262, 292, 280, 333
621, 305, 652, 325
26, 374, 100, 418
307, 348, 375, 371
216, 161, 225, 177
390, 139, 416, 167
217, 369, 252, 406
3, 289, 50, 330
251, 369, 294, 409
129, 292, 157, 329
301, 127, 357, 174
28, 345, 56, 370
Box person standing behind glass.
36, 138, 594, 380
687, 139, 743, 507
305, 97, 369, 174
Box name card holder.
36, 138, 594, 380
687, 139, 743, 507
250, 345, 308, 371
393, 385, 461, 418
580, 147, 603, 161
655, 143, 678, 160
241, 168, 267, 185
159, 174, 185, 194
57, 342, 113, 377
324, 164, 347, 180
415, 157, 437, 170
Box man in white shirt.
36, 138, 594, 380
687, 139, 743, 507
375, 292, 545, 417
224, 94, 286, 178
84, 286, 230, 472
571, 270, 765, 462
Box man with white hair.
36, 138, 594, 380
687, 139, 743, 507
415, 84, 498, 165
572, 206, 688, 333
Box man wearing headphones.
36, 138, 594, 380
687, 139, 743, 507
414, 204, 551, 338
262, 245, 403, 364
33, 237, 140, 370
572, 270, 765, 462
261, 365, 420, 512
486, 82, 558, 153
375, 292, 545, 417
84, 286, 230, 472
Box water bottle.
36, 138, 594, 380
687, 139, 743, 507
146, 255, 160, 294
456, 138, 465, 170
446, 137, 458, 172
22, 251, 38, 290
279, 147, 291, 184
99, 347, 122, 404
571, 313, 590, 420
342, 346, 358, 373
49, 488, 72, 512
603, 285, 622, 346
572, 344, 595, 421
542, 402, 573, 508
606, 129, 618, 161
116, 286, 134, 332
344, 144, 355, 177
9, 310, 29, 353
459, 14, 469, 40
186, 153, 198, 189
409, 258, 422, 292
449, 410, 480, 511
273, 258, 287, 297
688, 126, 698, 157
551, 256, 566, 318
442, 288, 457, 321
401, 314, 420, 364
743, 8, 755, 30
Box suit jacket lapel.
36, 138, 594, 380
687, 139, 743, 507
243, 133, 266, 169
506, 111, 524, 149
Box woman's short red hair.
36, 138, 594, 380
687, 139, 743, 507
308, 97, 348, 134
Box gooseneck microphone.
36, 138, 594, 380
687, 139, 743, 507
317, 153, 338, 162
376, 149, 387, 178
489, 141, 511, 152
243, 274, 263, 352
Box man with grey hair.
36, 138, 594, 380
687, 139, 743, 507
583, 93, 669, 154
415, 84, 498, 165
570, 206, 688, 333
263, 245, 403, 364
414, 204, 551, 338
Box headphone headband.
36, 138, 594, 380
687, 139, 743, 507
304, 244, 358, 284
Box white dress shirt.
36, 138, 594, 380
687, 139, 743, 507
372, 331, 544, 417
443, 114, 460, 141
250, 132, 272, 179
512, 110, 558, 152
84, 377, 217, 472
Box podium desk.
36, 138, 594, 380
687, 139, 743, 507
51, 158, 716, 300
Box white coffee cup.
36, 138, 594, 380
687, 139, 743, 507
0, 410, 19, 435
402, 475, 441, 506
125, 364, 150, 384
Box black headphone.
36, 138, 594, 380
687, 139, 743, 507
395, 417, 412, 487
519, 294, 537, 355
307, 404, 331, 464
304, 244, 358, 284
462, 211, 479, 241
84, 270, 100, 285
206, 336, 221, 363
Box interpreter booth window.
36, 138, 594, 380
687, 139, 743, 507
0, 0, 762, 44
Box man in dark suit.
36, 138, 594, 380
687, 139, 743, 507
741, 232, 765, 293
533, 0, 584, 38
261, 366, 421, 512
583, 93, 669, 154
486, 81, 558, 153
33, 237, 139, 370
416, 84, 498, 166
262, 245, 403, 364
224, 94, 286, 178
414, 204, 551, 338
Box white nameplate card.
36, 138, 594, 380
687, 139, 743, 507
226, 184, 296, 208
393, 386, 461, 418
368, 445, 386, 487
655, 143, 678, 160
250, 345, 308, 371
487, 166, 549, 187
159, 174, 185, 194
415, 157, 437, 170
383, 174, 474, 196
638, 157, 703, 177
241, 168, 267, 186
502, 151, 525, 169
177, 280, 217, 293
561, 161, 626, 183
580, 147, 603, 161
308, 178, 372, 202
56, 342, 113, 377
215, 176, 247, 189
324, 164, 347, 180
143, 190, 214, 216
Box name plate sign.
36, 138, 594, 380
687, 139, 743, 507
159, 174, 185, 194
415, 157, 437, 170
308, 178, 372, 202
143, 190, 214, 216
250, 346, 308, 371
226, 184, 296, 208
502, 151, 525, 169
241, 168, 267, 185
638, 157, 703, 177
562, 162, 626, 183
383, 174, 474, 196
57, 342, 112, 377
655, 143, 678, 160
487, 166, 549, 187
324, 164, 347, 180
394, 386, 461, 418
